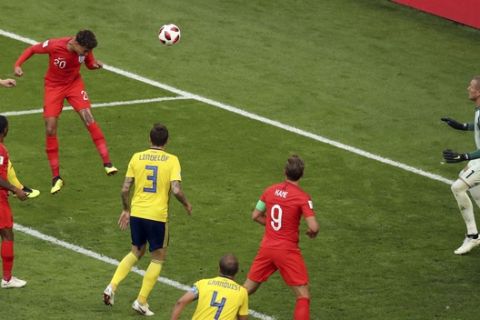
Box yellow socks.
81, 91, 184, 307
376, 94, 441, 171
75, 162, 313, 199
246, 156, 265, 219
137, 259, 163, 304
110, 252, 138, 290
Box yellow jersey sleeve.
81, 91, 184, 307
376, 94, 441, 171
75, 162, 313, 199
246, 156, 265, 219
170, 156, 182, 181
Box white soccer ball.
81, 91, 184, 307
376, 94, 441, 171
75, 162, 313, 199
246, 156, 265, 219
158, 24, 181, 45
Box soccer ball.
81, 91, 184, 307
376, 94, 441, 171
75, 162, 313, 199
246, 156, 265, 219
158, 24, 181, 45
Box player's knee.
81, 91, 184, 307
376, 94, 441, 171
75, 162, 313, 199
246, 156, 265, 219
451, 180, 468, 195
292, 285, 310, 299
45, 123, 58, 136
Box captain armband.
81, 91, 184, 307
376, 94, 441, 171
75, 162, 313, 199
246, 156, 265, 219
255, 200, 266, 212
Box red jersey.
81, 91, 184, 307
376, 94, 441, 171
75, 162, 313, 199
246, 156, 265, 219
15, 37, 97, 86
0, 143, 10, 198
259, 181, 315, 250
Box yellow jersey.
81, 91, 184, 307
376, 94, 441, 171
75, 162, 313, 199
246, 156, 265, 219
191, 276, 249, 320
126, 148, 181, 222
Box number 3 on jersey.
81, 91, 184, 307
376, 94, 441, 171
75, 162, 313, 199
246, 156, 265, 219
143, 165, 158, 193
270, 204, 283, 231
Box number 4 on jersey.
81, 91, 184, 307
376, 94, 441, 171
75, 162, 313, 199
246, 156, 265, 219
210, 291, 226, 320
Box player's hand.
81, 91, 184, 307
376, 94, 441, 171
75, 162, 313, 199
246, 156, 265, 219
443, 149, 469, 163
306, 228, 318, 239
118, 210, 130, 230
0, 79, 16, 88
13, 187, 27, 201
441, 117, 468, 130
14, 66, 23, 77
184, 202, 192, 215
94, 60, 103, 69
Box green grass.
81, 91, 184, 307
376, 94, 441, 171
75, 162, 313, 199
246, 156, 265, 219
1, 0, 480, 319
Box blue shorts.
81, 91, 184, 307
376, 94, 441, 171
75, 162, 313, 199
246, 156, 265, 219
130, 216, 169, 252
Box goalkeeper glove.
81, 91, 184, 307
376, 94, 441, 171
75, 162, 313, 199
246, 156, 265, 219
441, 117, 468, 130
442, 149, 469, 163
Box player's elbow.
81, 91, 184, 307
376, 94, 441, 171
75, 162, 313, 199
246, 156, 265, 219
251, 209, 262, 221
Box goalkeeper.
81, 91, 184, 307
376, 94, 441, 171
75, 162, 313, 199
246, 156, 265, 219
441, 76, 480, 255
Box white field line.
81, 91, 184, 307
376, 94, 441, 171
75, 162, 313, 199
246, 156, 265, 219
1, 29, 276, 320
1, 96, 191, 117
0, 28, 454, 186
14, 223, 275, 320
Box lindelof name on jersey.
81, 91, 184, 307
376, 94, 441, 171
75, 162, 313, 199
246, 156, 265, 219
207, 279, 240, 291
139, 154, 169, 161
274, 189, 288, 198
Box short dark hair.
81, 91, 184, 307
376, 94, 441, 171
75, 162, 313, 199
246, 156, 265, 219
75, 30, 97, 50
150, 123, 169, 146
219, 254, 239, 277
285, 155, 304, 181
0, 115, 8, 135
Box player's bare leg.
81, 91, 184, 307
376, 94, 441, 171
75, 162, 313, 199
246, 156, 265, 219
243, 278, 262, 295
78, 108, 117, 175
45, 117, 63, 194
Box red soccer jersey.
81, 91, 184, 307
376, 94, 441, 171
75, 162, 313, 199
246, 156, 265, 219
259, 181, 315, 250
15, 37, 97, 86
0, 143, 9, 198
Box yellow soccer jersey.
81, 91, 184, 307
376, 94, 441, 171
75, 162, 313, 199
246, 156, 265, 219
126, 148, 181, 222
192, 276, 249, 320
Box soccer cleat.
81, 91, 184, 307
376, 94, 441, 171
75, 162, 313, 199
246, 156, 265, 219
103, 284, 115, 306
454, 235, 480, 255
104, 163, 118, 176
1, 276, 27, 289
22, 186, 40, 199
132, 300, 154, 316
51, 176, 64, 194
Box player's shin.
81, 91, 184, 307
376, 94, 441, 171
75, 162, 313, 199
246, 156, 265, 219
110, 252, 138, 290
86, 122, 111, 164
138, 259, 163, 304
46, 135, 60, 177
294, 297, 310, 320
1, 240, 14, 281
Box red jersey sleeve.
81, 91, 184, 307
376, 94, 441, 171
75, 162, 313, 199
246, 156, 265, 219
259, 187, 270, 206
301, 195, 315, 218
85, 51, 97, 69
15, 40, 52, 67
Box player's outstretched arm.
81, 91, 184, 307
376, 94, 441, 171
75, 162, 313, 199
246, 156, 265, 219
14, 42, 50, 77
442, 149, 470, 163
171, 180, 192, 215
0, 79, 16, 88
441, 117, 470, 131
170, 291, 196, 320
